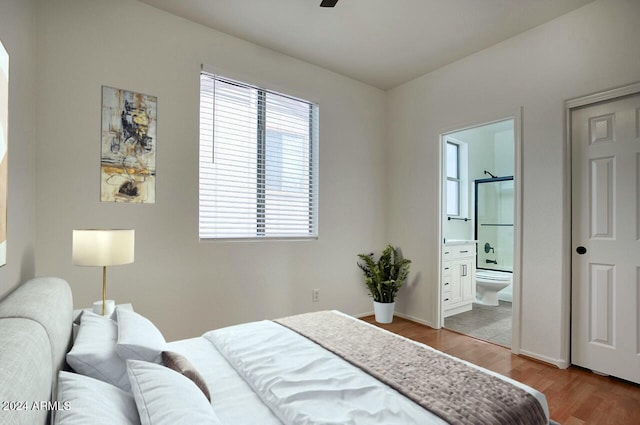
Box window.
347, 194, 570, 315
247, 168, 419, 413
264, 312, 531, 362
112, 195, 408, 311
444, 138, 468, 218
446, 141, 460, 216
199, 72, 319, 239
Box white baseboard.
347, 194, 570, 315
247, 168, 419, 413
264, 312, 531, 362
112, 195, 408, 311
355, 311, 434, 328
519, 349, 569, 369
392, 311, 434, 328
355, 311, 374, 318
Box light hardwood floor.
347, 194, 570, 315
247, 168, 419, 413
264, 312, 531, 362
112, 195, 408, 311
360, 315, 640, 424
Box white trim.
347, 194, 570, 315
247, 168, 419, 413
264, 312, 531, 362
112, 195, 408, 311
562, 104, 573, 372
393, 311, 434, 328
437, 109, 523, 355
565, 81, 640, 109
511, 108, 523, 355
0, 241, 6, 267
563, 81, 640, 371
355, 310, 374, 319
355, 311, 434, 328
436, 136, 444, 329
520, 349, 569, 369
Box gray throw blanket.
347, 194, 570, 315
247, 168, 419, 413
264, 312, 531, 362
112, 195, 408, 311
275, 311, 547, 425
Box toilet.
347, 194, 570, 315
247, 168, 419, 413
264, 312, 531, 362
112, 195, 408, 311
475, 270, 512, 306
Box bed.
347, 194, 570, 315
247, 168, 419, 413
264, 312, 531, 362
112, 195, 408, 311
0, 277, 552, 425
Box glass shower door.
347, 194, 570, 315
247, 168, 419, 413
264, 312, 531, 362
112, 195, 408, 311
475, 177, 514, 272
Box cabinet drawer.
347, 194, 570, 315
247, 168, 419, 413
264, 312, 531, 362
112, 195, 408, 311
450, 244, 476, 259
442, 291, 452, 305
442, 262, 452, 277
442, 278, 452, 290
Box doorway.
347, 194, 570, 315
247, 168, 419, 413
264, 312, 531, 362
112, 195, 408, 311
439, 117, 521, 350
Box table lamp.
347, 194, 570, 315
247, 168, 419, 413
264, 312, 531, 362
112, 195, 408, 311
72, 229, 135, 315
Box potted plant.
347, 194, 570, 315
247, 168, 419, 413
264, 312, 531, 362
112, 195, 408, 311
357, 244, 411, 324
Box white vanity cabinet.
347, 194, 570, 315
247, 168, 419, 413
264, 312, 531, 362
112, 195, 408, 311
442, 242, 476, 318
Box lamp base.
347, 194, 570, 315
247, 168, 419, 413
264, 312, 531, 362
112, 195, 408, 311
92, 299, 115, 316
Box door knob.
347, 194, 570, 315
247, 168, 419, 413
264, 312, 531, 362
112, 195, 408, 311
576, 246, 587, 255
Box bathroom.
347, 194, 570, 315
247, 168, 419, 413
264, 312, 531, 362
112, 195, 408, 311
441, 119, 515, 347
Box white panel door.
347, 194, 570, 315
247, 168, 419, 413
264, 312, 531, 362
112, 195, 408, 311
571, 93, 640, 384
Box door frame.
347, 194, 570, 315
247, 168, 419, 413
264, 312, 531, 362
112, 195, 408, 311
565, 81, 640, 368
437, 108, 523, 355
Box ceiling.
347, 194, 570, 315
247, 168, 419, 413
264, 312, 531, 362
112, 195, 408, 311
138, 0, 595, 90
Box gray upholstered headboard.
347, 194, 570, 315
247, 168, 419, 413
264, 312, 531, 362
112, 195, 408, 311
0, 277, 73, 425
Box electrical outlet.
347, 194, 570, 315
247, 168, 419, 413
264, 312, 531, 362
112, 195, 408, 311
312, 288, 320, 302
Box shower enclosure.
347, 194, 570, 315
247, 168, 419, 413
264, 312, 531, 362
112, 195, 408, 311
474, 176, 514, 272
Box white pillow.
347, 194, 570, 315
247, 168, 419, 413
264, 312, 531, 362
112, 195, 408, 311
66, 311, 130, 391
54, 371, 140, 425
126, 360, 222, 425
116, 308, 167, 363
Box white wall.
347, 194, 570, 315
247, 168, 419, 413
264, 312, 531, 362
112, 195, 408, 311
0, 0, 37, 298
34, 0, 387, 340
388, 0, 640, 365
467, 133, 495, 184
494, 130, 514, 177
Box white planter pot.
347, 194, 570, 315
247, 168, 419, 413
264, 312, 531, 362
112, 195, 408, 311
373, 301, 395, 324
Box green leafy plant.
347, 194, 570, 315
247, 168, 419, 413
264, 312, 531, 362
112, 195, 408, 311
357, 244, 411, 303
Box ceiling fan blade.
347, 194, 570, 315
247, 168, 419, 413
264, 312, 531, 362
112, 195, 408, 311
320, 0, 339, 7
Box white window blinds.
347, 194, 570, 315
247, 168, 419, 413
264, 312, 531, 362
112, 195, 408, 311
199, 72, 319, 239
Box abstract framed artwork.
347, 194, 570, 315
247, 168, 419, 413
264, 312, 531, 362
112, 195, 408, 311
0, 40, 8, 266
101, 86, 157, 203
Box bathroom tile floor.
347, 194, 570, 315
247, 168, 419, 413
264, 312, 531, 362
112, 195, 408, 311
444, 301, 512, 347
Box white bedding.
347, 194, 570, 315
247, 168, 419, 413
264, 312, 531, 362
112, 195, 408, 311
169, 311, 549, 425
167, 337, 283, 425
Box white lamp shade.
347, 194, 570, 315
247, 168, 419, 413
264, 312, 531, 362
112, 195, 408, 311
72, 229, 135, 266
